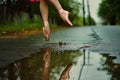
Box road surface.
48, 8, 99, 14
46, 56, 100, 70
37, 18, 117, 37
0, 26, 120, 80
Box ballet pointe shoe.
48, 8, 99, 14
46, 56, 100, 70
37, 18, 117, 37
43, 27, 50, 41
43, 22, 50, 41
59, 63, 73, 80
59, 9, 73, 26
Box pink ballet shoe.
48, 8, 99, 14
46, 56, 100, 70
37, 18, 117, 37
43, 21, 50, 41
59, 9, 73, 26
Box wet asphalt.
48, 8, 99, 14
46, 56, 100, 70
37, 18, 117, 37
0, 25, 120, 67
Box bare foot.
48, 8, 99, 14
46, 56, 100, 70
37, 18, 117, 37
59, 9, 73, 26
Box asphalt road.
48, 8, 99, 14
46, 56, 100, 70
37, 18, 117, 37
0, 26, 120, 68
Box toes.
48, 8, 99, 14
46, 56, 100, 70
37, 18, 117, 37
66, 19, 73, 26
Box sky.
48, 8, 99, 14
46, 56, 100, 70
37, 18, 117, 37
89, 0, 101, 22
77, 0, 101, 23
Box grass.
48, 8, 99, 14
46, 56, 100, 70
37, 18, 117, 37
0, 15, 43, 33
0, 15, 68, 38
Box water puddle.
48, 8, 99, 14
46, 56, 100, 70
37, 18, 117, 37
0, 44, 120, 80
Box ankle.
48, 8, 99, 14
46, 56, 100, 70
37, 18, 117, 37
58, 9, 69, 16
58, 9, 67, 14
44, 21, 49, 27
58, 9, 64, 14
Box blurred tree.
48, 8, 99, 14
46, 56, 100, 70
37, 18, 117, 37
0, 0, 29, 24
86, 16, 96, 26
98, 0, 120, 25
0, 0, 7, 24
0, 0, 81, 26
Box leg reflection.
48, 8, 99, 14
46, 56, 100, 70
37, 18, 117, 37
41, 48, 51, 80
59, 63, 73, 80
41, 48, 73, 80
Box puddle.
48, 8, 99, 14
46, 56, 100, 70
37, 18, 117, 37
0, 45, 120, 80
0, 26, 120, 80
90, 42, 120, 64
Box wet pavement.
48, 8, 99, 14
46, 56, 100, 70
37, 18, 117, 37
0, 26, 120, 80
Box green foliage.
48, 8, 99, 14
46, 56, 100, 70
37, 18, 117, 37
98, 0, 120, 25
0, 14, 43, 33
86, 16, 96, 26
73, 16, 83, 26
0, 0, 82, 33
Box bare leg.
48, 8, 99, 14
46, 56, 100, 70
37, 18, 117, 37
39, 0, 72, 41
40, 0, 50, 41
49, 0, 73, 26
41, 48, 51, 80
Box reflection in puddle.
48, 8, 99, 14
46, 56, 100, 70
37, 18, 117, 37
41, 48, 72, 80
0, 47, 120, 80
0, 47, 80, 80
59, 63, 72, 80
41, 48, 50, 80
98, 54, 120, 80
